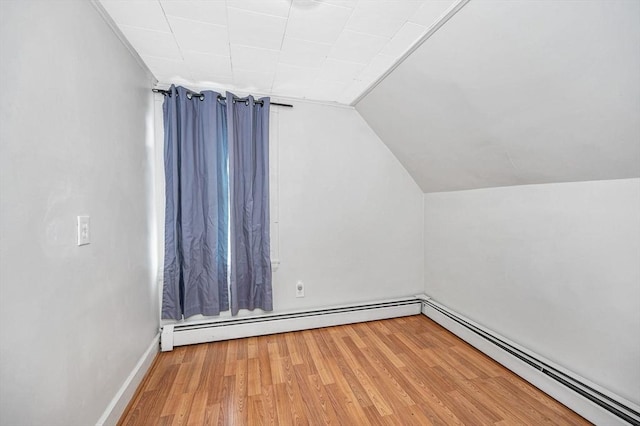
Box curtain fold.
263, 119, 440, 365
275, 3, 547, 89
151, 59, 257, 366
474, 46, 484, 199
228, 92, 273, 316
162, 86, 273, 319
162, 85, 229, 320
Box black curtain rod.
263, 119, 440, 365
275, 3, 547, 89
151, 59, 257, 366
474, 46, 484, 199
152, 88, 293, 108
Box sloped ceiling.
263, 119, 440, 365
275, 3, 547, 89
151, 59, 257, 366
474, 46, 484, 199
356, 0, 640, 192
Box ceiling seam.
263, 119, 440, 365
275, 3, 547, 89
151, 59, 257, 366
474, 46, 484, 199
224, 0, 233, 85
157, 0, 184, 62
271, 0, 294, 93
350, 0, 471, 107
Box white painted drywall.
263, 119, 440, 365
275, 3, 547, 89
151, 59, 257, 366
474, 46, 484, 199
155, 99, 425, 322
273, 102, 424, 310
357, 0, 640, 192
424, 178, 640, 405
0, 1, 158, 425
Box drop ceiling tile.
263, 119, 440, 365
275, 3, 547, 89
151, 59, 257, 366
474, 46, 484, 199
280, 37, 332, 68
319, 59, 366, 82
272, 63, 320, 96
100, 0, 170, 32
190, 70, 234, 86
227, 8, 288, 50
100, 0, 434, 104
336, 80, 371, 104
380, 22, 427, 57
409, 0, 455, 27
226, 0, 291, 18
231, 45, 279, 73
286, 1, 353, 44
356, 53, 397, 82
183, 51, 232, 78
304, 78, 350, 102
321, 0, 358, 8
119, 26, 182, 60
141, 55, 193, 82
161, 0, 228, 26
328, 30, 389, 64
345, 1, 423, 38
167, 16, 229, 56
233, 69, 275, 92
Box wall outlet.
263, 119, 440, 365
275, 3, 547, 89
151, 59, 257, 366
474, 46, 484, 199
296, 280, 304, 298
77, 216, 90, 246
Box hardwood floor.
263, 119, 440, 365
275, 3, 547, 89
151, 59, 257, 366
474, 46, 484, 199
119, 315, 590, 425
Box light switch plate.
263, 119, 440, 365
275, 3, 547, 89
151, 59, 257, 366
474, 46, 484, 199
77, 216, 90, 246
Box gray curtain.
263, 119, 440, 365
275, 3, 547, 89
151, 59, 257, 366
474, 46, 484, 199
162, 85, 229, 320
227, 92, 273, 316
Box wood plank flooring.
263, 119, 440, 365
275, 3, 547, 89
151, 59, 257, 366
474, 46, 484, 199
119, 315, 590, 425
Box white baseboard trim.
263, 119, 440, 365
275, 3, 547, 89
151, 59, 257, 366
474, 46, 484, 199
96, 334, 160, 426
161, 297, 422, 351
417, 295, 640, 426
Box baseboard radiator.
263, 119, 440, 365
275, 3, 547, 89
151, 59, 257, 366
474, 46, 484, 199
161, 297, 422, 352
420, 296, 640, 426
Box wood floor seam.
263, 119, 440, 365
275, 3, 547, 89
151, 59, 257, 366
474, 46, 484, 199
118, 315, 590, 426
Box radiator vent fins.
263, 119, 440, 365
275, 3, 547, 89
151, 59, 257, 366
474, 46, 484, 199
422, 300, 640, 426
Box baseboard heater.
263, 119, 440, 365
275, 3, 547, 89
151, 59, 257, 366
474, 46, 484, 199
420, 297, 640, 426
161, 297, 421, 352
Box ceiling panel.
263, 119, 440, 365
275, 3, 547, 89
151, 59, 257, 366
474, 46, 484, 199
305, 79, 349, 102
345, 0, 423, 38
183, 51, 232, 87
320, 59, 365, 82
226, 0, 291, 18
100, 0, 170, 32
141, 55, 193, 82
272, 63, 321, 96
380, 22, 427, 57
321, 0, 358, 8
356, 53, 397, 83
233, 69, 275, 92
160, 0, 227, 26
167, 16, 229, 56
98, 0, 458, 104
118, 26, 182, 60
285, 1, 353, 45
227, 7, 288, 50
280, 37, 332, 68
231, 44, 280, 73
328, 30, 389, 64
338, 79, 371, 104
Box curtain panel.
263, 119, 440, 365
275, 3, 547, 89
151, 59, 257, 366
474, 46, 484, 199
162, 85, 272, 320
228, 94, 273, 316
162, 86, 229, 319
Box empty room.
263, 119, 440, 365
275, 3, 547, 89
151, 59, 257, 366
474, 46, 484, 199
0, 0, 638, 425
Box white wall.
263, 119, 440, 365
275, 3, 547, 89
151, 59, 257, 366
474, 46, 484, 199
272, 102, 424, 310
0, 2, 158, 425
424, 178, 640, 405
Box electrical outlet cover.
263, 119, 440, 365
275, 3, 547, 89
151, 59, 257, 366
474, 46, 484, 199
77, 216, 90, 246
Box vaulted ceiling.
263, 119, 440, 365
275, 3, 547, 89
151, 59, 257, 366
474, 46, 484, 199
357, 0, 640, 192
98, 0, 640, 193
